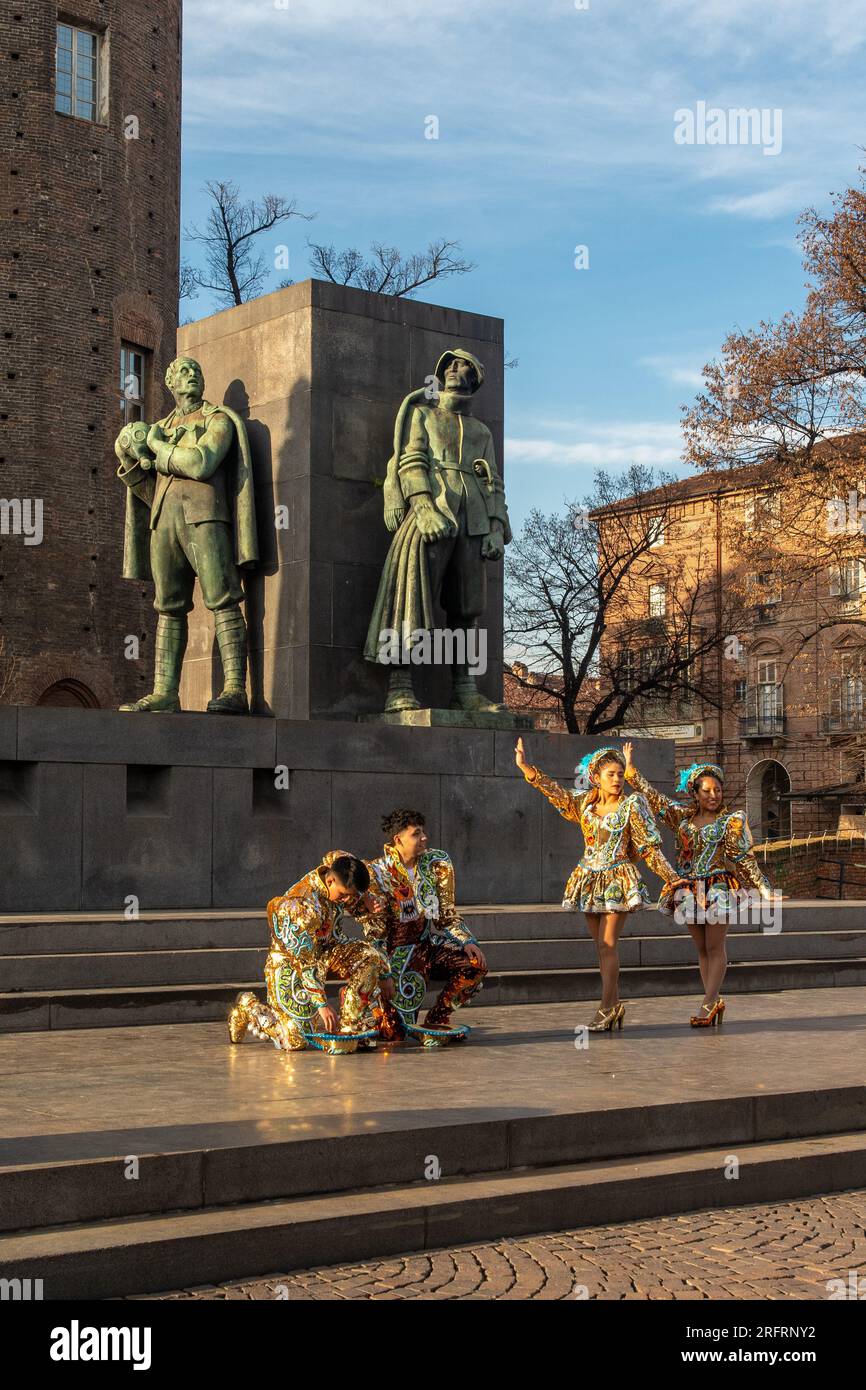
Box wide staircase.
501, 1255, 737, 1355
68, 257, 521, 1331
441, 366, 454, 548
1, 900, 865, 1031
3, 900, 866, 1298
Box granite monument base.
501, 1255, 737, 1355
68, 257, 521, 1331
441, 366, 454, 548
0, 707, 673, 913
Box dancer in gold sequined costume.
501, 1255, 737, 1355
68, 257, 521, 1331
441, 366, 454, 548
622, 744, 776, 1027
228, 851, 391, 1055
361, 809, 487, 1047
516, 739, 685, 1032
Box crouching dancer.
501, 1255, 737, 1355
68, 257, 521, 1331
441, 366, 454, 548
361, 809, 488, 1046
228, 850, 392, 1055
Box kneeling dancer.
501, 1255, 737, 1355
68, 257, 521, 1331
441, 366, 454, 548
516, 738, 684, 1032
228, 850, 391, 1054
622, 744, 775, 1027
363, 809, 487, 1046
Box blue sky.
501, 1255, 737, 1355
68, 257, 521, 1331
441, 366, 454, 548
181, 0, 866, 533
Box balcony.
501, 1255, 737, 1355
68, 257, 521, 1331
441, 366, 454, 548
821, 711, 866, 733
750, 603, 779, 625
739, 683, 785, 738
739, 712, 786, 737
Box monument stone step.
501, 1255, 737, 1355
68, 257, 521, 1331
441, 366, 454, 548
3, 1129, 866, 1300
3, 956, 866, 1031
0, 900, 861, 956
2, 928, 866, 993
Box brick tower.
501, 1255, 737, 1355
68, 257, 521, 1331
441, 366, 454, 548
0, 2, 182, 707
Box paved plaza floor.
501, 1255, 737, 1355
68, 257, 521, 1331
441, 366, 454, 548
139, 1188, 866, 1300
2, 988, 866, 1167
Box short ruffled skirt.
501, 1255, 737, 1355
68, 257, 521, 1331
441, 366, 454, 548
658, 869, 742, 921
562, 861, 651, 914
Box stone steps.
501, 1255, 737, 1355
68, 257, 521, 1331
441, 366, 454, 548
3, 1129, 866, 1300
3, 929, 866, 994
2, 991, 865, 1299
0, 901, 861, 953
4, 958, 866, 1032
1, 902, 865, 1031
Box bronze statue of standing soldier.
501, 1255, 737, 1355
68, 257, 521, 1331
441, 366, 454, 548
114, 356, 258, 714
364, 348, 513, 713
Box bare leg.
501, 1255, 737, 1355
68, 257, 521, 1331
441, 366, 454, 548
687, 922, 709, 994
702, 921, 729, 1006
585, 912, 626, 1009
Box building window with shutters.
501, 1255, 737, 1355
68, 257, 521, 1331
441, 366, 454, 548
825, 652, 865, 732
619, 648, 636, 692
119, 344, 147, 423
744, 490, 782, 530
829, 558, 865, 610
55, 23, 102, 123
741, 659, 784, 736
648, 583, 666, 618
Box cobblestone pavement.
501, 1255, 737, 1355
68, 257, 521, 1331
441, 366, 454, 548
143, 1189, 866, 1300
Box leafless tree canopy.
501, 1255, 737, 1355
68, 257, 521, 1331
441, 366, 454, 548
683, 166, 866, 678
185, 181, 314, 307
505, 467, 748, 735
307, 238, 475, 298
179, 261, 198, 304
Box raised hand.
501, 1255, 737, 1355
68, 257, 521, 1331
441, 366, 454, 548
622, 740, 636, 780
515, 736, 527, 770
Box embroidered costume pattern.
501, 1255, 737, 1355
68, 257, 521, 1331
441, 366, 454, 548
626, 765, 773, 918
359, 844, 484, 1042
228, 850, 389, 1055
521, 763, 679, 912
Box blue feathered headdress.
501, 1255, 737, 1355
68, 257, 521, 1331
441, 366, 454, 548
676, 761, 724, 796
574, 745, 625, 791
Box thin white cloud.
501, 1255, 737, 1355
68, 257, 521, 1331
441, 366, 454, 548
706, 183, 815, 220
639, 356, 707, 388
506, 422, 684, 470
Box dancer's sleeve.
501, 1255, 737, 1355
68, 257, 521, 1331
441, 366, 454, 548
267, 894, 328, 1008
627, 794, 679, 884
521, 764, 585, 823
626, 767, 687, 830
432, 857, 477, 946
351, 867, 395, 964
723, 812, 774, 900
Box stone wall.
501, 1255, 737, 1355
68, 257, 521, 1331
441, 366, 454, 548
0, 708, 674, 912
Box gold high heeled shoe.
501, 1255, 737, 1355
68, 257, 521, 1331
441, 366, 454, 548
690, 997, 725, 1028
587, 1003, 625, 1032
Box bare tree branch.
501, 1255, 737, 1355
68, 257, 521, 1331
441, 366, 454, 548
308, 237, 475, 297
185, 181, 314, 307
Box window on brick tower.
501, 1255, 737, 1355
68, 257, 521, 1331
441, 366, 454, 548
120, 344, 147, 423
55, 24, 101, 123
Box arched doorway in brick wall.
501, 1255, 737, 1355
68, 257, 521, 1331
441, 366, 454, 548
36, 679, 100, 709
746, 759, 791, 842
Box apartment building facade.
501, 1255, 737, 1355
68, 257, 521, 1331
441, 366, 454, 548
596, 455, 866, 840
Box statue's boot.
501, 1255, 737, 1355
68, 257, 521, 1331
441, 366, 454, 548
384, 667, 420, 712
208, 606, 249, 715
119, 614, 187, 712
450, 662, 506, 714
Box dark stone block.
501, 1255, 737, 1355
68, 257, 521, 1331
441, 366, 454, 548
331, 770, 442, 861
212, 767, 332, 906
82, 764, 214, 910
0, 762, 83, 912
441, 772, 543, 902
0, 707, 17, 760
17, 707, 277, 769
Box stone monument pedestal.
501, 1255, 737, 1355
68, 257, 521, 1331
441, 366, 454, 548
175, 280, 506, 721
361, 708, 534, 731
0, 707, 673, 912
